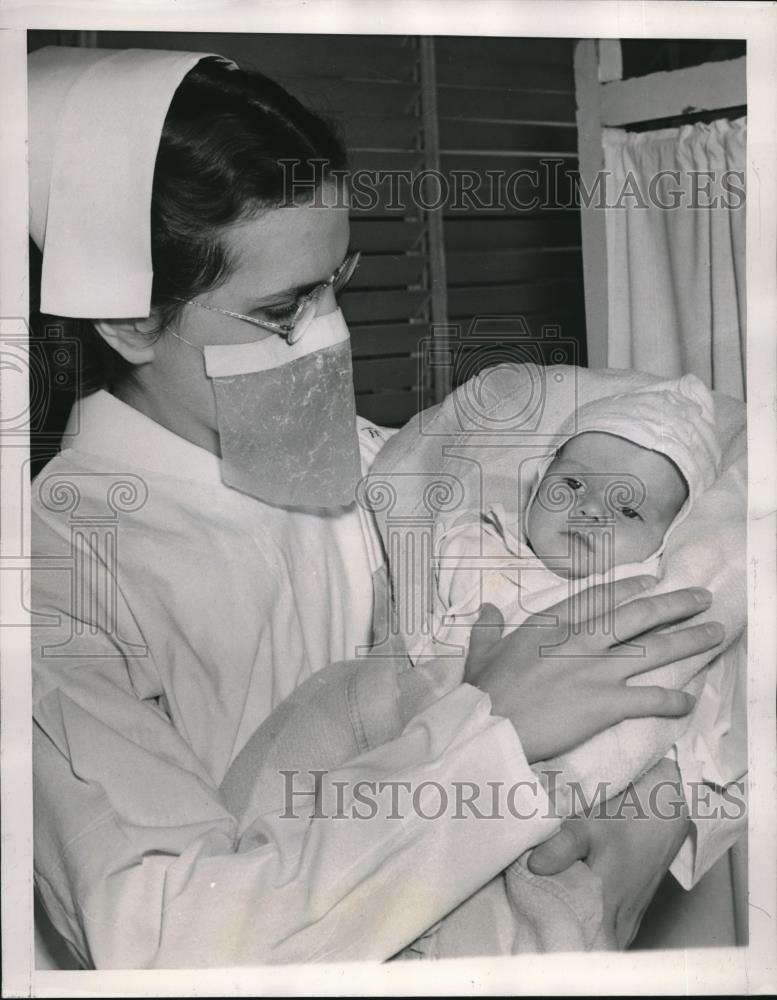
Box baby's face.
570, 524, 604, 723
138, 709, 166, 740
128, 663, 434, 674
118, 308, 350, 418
526, 432, 688, 579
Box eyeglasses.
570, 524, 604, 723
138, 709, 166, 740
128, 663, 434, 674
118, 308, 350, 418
174, 250, 360, 344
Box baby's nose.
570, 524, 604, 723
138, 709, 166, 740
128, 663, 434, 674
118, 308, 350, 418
573, 493, 607, 520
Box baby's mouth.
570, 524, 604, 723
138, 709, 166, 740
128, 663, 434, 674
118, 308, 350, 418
565, 528, 596, 553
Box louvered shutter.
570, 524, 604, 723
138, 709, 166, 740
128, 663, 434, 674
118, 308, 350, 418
270, 38, 433, 427
55, 32, 587, 428
92, 31, 433, 427
435, 36, 587, 385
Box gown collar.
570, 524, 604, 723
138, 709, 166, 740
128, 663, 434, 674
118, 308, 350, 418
63, 389, 224, 485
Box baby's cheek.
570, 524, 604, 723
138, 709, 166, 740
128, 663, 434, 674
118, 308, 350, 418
620, 523, 662, 561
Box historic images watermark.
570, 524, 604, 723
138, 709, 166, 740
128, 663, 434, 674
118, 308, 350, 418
356, 348, 664, 660
279, 158, 746, 212
1, 316, 151, 655
279, 768, 747, 822
1, 318, 81, 445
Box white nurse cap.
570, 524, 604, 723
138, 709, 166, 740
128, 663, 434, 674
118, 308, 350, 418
28, 46, 234, 319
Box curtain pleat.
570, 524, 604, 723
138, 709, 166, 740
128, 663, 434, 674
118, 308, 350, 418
603, 117, 746, 400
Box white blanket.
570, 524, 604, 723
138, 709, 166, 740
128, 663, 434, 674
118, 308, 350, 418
370, 363, 747, 954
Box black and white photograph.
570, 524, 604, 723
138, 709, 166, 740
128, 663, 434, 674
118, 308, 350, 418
1, 1, 775, 996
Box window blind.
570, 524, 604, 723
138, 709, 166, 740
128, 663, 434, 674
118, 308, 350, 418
93, 30, 432, 428
47, 31, 587, 429
435, 36, 586, 392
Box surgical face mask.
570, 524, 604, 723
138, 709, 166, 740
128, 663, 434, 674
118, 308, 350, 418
173, 308, 362, 508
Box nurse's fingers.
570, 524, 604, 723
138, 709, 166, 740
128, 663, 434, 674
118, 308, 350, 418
620, 686, 696, 719
611, 587, 713, 644
618, 620, 726, 679
523, 575, 658, 632
527, 823, 589, 875
467, 603, 504, 659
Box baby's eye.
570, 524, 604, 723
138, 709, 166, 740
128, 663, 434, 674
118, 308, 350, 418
621, 506, 642, 520
563, 477, 583, 490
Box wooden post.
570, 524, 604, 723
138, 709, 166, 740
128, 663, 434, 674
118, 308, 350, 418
75, 30, 99, 47
419, 36, 451, 402
598, 38, 623, 83
574, 40, 610, 370
600, 56, 746, 126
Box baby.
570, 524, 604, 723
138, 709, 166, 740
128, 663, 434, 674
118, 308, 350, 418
409, 373, 722, 663
525, 430, 688, 579
395, 371, 732, 959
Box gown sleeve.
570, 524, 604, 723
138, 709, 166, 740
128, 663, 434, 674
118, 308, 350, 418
34, 589, 558, 969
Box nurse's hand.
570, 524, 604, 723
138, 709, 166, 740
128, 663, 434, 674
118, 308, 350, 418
526, 756, 690, 948
464, 576, 724, 764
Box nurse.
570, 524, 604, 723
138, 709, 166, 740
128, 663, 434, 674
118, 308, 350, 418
29, 46, 725, 967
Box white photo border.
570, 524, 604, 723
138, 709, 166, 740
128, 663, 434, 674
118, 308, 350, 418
1, 1, 775, 996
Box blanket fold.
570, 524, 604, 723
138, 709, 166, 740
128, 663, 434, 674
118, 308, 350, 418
370, 364, 746, 956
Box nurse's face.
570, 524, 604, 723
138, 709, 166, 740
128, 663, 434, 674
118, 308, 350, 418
120, 182, 351, 455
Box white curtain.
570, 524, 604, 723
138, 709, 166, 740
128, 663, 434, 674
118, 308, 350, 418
603, 118, 746, 400
603, 117, 748, 951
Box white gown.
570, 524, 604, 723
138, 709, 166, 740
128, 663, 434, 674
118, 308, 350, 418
32, 390, 559, 968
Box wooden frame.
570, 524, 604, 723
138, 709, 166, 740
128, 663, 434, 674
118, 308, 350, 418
574, 40, 746, 368
574, 38, 748, 949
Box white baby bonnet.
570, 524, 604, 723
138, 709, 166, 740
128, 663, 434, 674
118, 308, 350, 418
524, 373, 722, 559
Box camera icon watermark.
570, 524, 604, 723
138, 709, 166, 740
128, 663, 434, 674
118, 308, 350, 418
0, 317, 81, 447
418, 316, 580, 436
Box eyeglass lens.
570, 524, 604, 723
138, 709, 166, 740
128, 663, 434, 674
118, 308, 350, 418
333, 252, 360, 293
290, 297, 321, 341
289, 252, 360, 340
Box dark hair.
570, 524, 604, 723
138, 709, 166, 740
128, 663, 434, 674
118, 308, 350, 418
150, 58, 348, 329
30, 57, 347, 465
